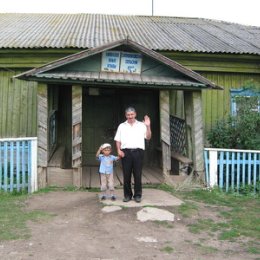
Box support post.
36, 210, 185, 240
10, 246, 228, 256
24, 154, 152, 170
72, 85, 82, 188
209, 150, 218, 187
184, 91, 205, 181
30, 138, 38, 192
160, 90, 171, 181
37, 83, 48, 189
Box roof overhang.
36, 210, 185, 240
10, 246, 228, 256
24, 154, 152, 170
15, 38, 223, 90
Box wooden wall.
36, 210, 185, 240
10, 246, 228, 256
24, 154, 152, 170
200, 72, 260, 134
0, 70, 37, 138
1, 50, 260, 140
169, 72, 260, 141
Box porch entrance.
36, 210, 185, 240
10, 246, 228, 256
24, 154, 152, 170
47, 85, 162, 188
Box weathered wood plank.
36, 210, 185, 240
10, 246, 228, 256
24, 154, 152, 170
184, 91, 204, 178
73, 167, 82, 188
146, 166, 165, 183
48, 146, 65, 167
171, 152, 193, 164
72, 85, 82, 167
160, 90, 171, 178
82, 166, 91, 188
37, 83, 48, 167
141, 171, 151, 184
90, 166, 100, 188
48, 168, 73, 187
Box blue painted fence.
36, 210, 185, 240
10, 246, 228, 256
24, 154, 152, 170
0, 138, 37, 193
204, 148, 260, 192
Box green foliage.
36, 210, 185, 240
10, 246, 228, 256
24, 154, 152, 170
207, 86, 260, 149
181, 188, 260, 241
235, 181, 260, 195
0, 192, 53, 240
177, 202, 198, 218
153, 220, 174, 228
160, 246, 174, 253
193, 243, 218, 254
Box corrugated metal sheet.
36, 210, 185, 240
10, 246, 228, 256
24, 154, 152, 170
0, 13, 259, 54
33, 71, 206, 89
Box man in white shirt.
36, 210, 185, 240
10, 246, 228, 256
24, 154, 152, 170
114, 107, 151, 202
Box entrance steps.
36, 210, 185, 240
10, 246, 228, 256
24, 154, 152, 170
47, 167, 73, 187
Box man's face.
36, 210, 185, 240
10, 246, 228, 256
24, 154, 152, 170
125, 111, 136, 123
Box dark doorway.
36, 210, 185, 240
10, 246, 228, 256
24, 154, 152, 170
82, 87, 160, 167
48, 85, 72, 169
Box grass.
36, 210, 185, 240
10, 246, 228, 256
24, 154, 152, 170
193, 243, 218, 255
0, 191, 53, 240
153, 220, 174, 229
1, 182, 259, 249
160, 246, 174, 253
158, 184, 260, 242
177, 201, 199, 218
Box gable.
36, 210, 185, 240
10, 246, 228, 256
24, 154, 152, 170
16, 39, 222, 90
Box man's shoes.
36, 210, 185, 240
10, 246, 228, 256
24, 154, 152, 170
123, 197, 132, 202
111, 195, 116, 201
134, 196, 142, 203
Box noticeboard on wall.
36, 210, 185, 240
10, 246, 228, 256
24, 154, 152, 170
101, 51, 142, 74
101, 51, 121, 72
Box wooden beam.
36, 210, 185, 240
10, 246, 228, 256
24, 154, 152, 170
37, 83, 48, 188
184, 91, 205, 180
72, 84, 82, 187
160, 90, 171, 180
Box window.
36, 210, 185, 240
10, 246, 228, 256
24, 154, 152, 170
230, 88, 260, 117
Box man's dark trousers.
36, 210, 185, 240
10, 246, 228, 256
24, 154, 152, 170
121, 149, 144, 199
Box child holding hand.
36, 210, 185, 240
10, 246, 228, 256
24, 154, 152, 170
96, 143, 120, 201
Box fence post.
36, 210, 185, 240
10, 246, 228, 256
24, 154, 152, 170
30, 139, 38, 193
209, 150, 218, 187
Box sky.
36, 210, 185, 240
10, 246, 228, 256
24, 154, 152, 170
1, 0, 260, 27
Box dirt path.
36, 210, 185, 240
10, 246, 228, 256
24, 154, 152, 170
0, 190, 256, 260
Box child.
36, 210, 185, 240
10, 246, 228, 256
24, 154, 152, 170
96, 143, 119, 201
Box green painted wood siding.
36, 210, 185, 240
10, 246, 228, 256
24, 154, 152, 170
0, 70, 37, 137
201, 72, 260, 134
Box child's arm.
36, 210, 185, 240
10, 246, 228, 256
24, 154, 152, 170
114, 155, 120, 161
96, 146, 102, 158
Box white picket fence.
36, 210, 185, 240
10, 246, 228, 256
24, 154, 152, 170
0, 137, 37, 193
204, 148, 260, 192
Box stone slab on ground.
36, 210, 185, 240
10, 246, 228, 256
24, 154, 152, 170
137, 207, 175, 222
101, 188, 183, 207
101, 205, 122, 213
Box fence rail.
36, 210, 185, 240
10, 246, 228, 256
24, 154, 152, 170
0, 137, 37, 193
204, 148, 260, 192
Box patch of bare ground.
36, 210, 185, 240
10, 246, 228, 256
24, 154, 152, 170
0, 191, 257, 260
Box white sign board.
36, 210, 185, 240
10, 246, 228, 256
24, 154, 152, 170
120, 52, 142, 74
101, 51, 120, 72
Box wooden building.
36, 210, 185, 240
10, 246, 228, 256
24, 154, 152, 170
0, 14, 260, 188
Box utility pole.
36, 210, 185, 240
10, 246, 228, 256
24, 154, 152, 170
152, 0, 154, 16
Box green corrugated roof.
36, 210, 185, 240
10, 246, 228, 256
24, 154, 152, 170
1, 13, 260, 55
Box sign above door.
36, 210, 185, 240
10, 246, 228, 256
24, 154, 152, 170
101, 51, 142, 74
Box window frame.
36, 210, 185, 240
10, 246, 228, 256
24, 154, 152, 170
230, 88, 260, 116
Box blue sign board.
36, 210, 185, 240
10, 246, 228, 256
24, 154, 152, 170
101, 51, 120, 72
120, 52, 142, 74
101, 51, 142, 74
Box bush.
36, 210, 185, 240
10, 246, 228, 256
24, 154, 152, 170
207, 89, 260, 150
